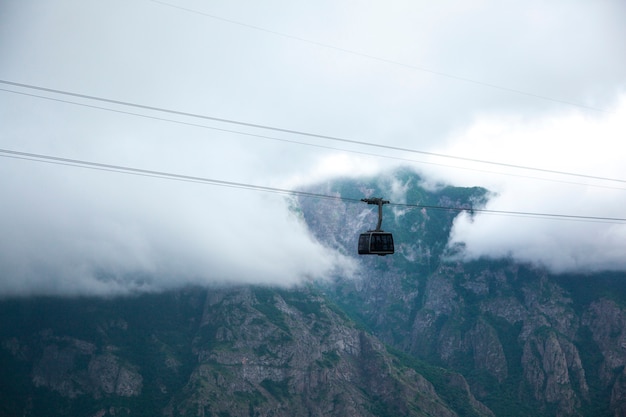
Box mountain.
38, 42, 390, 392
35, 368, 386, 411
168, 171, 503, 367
0, 287, 493, 417
1, 168, 626, 416
298, 169, 626, 417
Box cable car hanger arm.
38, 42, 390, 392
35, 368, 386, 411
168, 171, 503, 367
361, 197, 390, 231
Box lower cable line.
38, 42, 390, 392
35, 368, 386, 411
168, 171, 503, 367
0, 148, 354, 202
1, 148, 625, 224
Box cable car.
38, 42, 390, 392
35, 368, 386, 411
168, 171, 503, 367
358, 231, 394, 256
358, 197, 395, 256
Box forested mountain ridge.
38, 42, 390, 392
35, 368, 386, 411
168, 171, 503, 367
1, 169, 626, 416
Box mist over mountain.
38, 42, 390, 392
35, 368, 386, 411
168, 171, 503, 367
3, 0, 625, 413
2, 170, 626, 417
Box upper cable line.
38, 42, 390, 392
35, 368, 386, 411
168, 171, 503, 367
1, 147, 625, 224
1, 79, 625, 186
2, 86, 625, 193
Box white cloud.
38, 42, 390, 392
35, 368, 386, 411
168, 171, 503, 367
1, 0, 625, 294
439, 97, 626, 273
0, 159, 357, 296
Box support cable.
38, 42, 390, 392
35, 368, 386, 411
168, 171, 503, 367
3, 86, 624, 191
1, 80, 624, 185
1, 148, 625, 224
148, 0, 610, 114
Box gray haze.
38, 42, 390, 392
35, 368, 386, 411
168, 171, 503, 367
1, 0, 625, 295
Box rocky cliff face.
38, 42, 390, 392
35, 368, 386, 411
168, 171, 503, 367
28, 334, 143, 399
0, 287, 492, 417
167, 286, 490, 417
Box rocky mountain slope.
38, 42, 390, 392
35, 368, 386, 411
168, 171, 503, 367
298, 169, 626, 417
2, 168, 626, 416
0, 287, 492, 417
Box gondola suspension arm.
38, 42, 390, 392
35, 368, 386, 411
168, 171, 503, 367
361, 197, 390, 232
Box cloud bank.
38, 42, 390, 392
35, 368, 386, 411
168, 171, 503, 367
0, 160, 356, 296
436, 99, 626, 273
1, 0, 625, 295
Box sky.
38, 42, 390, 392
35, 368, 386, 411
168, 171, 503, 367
1, 0, 625, 296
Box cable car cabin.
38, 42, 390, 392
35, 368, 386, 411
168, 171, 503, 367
358, 232, 394, 256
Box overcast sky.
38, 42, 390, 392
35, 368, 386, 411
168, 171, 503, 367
1, 0, 625, 296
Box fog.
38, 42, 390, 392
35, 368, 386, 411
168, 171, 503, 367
1, 0, 625, 295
